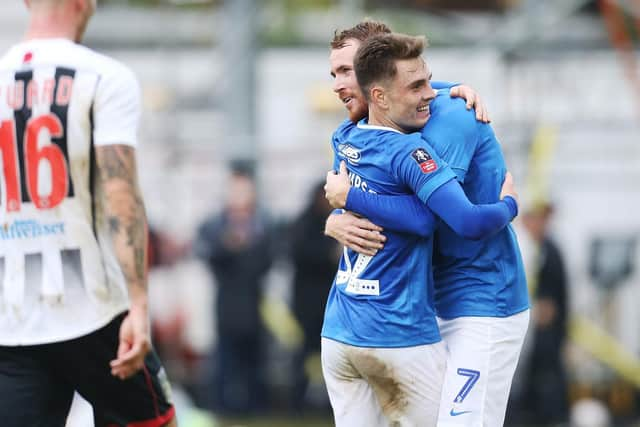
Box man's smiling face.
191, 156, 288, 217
330, 39, 368, 122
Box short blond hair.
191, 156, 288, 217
330, 20, 391, 49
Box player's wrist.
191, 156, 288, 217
337, 187, 350, 208
128, 289, 149, 310
324, 217, 338, 238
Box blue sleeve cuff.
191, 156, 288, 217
345, 187, 359, 212
502, 196, 518, 219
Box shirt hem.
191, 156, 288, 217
93, 137, 137, 147
435, 304, 530, 320
321, 333, 441, 349
0, 303, 130, 346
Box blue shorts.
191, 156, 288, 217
0, 312, 175, 427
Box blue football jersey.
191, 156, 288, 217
321, 119, 456, 348
424, 91, 529, 318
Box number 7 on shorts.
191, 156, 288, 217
454, 368, 480, 404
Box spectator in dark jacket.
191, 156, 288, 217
194, 165, 274, 415
289, 181, 340, 411
508, 201, 569, 426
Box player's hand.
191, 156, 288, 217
110, 304, 151, 380
325, 161, 351, 209
450, 85, 491, 123
499, 171, 519, 206
325, 211, 386, 256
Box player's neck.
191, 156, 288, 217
25, 15, 81, 43
367, 108, 407, 134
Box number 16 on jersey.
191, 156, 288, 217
1, 112, 72, 212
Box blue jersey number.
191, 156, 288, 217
454, 368, 480, 403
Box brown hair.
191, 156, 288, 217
354, 33, 427, 101
330, 20, 391, 49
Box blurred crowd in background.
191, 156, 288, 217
3, 0, 638, 426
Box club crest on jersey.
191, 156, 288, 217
411, 148, 437, 173
338, 144, 361, 164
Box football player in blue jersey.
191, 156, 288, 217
324, 22, 530, 427
321, 32, 521, 427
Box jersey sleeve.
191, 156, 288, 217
426, 179, 517, 240
331, 119, 355, 171
389, 133, 457, 204
93, 64, 141, 147
431, 81, 460, 90
345, 190, 436, 237
424, 93, 479, 183
331, 148, 341, 171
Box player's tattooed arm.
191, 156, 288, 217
96, 144, 148, 300
95, 144, 151, 380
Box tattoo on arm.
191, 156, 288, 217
109, 217, 120, 233
95, 144, 148, 301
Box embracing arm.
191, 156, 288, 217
95, 144, 150, 380
324, 210, 385, 256
346, 172, 518, 240
426, 176, 518, 240
346, 190, 435, 237
326, 161, 435, 237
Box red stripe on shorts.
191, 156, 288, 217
142, 366, 160, 416
127, 405, 175, 427
125, 365, 175, 427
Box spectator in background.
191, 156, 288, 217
509, 200, 570, 426
194, 163, 275, 415
289, 181, 341, 412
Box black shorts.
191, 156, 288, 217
0, 312, 175, 427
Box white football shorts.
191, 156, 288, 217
322, 337, 447, 427
436, 310, 530, 427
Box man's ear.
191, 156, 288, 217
371, 86, 387, 110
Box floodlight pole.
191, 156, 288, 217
221, 0, 258, 171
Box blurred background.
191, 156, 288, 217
3, 0, 639, 426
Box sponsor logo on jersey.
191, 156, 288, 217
411, 148, 438, 173
0, 219, 65, 240
338, 144, 361, 164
